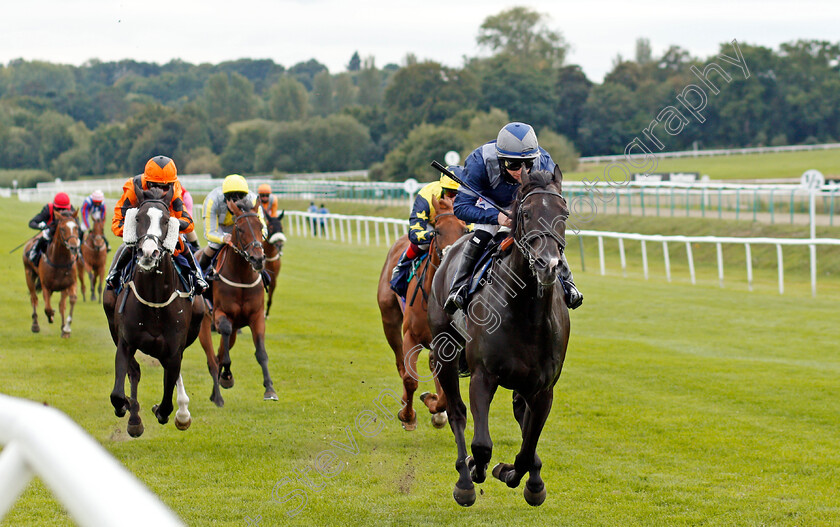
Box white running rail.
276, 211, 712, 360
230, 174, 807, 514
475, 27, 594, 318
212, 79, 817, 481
0, 394, 184, 526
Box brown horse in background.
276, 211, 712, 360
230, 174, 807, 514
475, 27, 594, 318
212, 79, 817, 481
263, 211, 285, 318
23, 209, 80, 337
199, 198, 277, 407
377, 195, 468, 430
77, 214, 108, 302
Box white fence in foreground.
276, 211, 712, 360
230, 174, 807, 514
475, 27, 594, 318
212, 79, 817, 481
283, 211, 840, 297
0, 394, 183, 527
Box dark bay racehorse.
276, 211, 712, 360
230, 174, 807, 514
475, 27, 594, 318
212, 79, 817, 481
263, 211, 285, 319
198, 198, 276, 407
77, 214, 108, 302
377, 195, 468, 430
429, 167, 571, 506
23, 209, 80, 337
102, 188, 204, 438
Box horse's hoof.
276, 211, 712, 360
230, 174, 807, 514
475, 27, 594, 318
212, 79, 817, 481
264, 390, 278, 401
114, 405, 127, 418
492, 463, 514, 484
61, 331, 71, 338
453, 485, 476, 507
524, 483, 547, 506
127, 422, 145, 437
431, 411, 448, 428
467, 456, 486, 484
151, 404, 169, 425
175, 417, 191, 430
401, 420, 417, 431
31, 324, 40, 333
210, 392, 225, 407
419, 391, 431, 403
220, 375, 234, 389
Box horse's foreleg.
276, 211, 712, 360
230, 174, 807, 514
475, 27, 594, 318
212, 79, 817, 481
216, 314, 234, 389
61, 286, 76, 337
468, 369, 498, 484
174, 375, 191, 430
493, 390, 552, 506
42, 287, 54, 324
250, 315, 277, 401
431, 345, 474, 506
199, 313, 223, 407
126, 352, 144, 438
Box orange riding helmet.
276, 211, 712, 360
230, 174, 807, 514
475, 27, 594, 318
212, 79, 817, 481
144, 156, 178, 184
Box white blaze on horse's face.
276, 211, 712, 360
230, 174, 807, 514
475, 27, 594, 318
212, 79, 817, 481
65, 221, 81, 248
138, 208, 164, 269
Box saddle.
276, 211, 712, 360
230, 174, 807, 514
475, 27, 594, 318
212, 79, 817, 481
466, 232, 515, 298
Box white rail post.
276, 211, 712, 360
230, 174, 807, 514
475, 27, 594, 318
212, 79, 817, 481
618, 238, 627, 277
745, 243, 753, 291
374, 221, 380, 246
338, 216, 345, 243
663, 241, 671, 282
0, 443, 32, 517
810, 244, 817, 297
384, 221, 391, 247
716, 242, 724, 287
330, 217, 337, 241
641, 240, 649, 280
365, 219, 370, 245
776, 244, 784, 295
356, 219, 362, 244
686, 242, 695, 285
597, 236, 605, 276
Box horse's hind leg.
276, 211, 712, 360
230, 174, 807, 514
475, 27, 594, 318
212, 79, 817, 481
26, 270, 40, 333
492, 390, 553, 506
125, 352, 144, 438
152, 355, 179, 425
420, 357, 449, 428
250, 315, 277, 401
468, 369, 498, 484
199, 313, 223, 407
110, 343, 129, 417
431, 345, 474, 506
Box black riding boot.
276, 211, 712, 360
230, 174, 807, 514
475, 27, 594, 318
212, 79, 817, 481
558, 253, 583, 309
183, 249, 209, 294
29, 235, 49, 265
105, 244, 132, 289
444, 231, 492, 314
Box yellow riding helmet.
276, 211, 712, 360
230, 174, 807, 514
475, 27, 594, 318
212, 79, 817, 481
222, 174, 249, 195
439, 174, 460, 191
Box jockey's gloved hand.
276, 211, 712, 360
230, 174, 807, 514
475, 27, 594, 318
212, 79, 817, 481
37, 221, 46, 229
41, 229, 50, 240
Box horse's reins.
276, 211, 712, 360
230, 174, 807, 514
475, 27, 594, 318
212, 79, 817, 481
513, 189, 568, 275
215, 212, 264, 288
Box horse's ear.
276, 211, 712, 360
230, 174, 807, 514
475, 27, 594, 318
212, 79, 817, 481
279, 210, 285, 220
228, 198, 241, 215
72, 208, 79, 218
164, 186, 174, 204
252, 199, 260, 213
520, 168, 532, 186
553, 165, 563, 191
431, 194, 440, 212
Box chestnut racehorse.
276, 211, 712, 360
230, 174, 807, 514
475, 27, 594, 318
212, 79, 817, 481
263, 211, 286, 318
77, 214, 108, 302
199, 198, 277, 407
376, 195, 468, 430
23, 209, 80, 337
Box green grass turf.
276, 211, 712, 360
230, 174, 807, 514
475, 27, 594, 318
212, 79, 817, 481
567, 148, 840, 182
1, 197, 839, 526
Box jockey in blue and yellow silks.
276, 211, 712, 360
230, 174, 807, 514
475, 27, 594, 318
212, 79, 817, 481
389, 170, 462, 298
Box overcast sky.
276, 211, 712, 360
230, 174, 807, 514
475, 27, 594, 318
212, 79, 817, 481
2, 1, 839, 82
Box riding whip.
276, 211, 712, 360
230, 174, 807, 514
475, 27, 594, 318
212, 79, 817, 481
430, 160, 512, 217
9, 234, 39, 254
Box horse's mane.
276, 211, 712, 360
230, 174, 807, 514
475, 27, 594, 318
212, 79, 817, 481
143, 187, 167, 201
510, 169, 560, 232
233, 197, 253, 213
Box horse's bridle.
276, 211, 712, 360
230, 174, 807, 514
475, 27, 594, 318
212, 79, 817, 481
513, 189, 568, 275
55, 213, 81, 257
134, 199, 172, 268
230, 212, 264, 270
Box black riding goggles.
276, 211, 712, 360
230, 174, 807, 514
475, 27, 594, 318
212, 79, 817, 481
501, 158, 535, 171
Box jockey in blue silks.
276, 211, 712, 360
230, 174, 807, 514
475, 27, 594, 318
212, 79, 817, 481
444, 122, 583, 314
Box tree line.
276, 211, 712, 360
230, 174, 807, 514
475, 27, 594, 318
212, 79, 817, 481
1, 6, 838, 186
